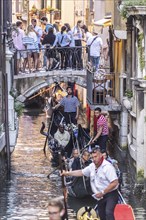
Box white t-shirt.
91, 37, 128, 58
85, 32, 92, 41
87, 35, 103, 57
12, 28, 25, 50
82, 159, 118, 194
54, 130, 70, 147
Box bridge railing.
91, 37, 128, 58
12, 46, 88, 75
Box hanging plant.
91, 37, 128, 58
14, 101, 24, 117
125, 90, 133, 98
30, 4, 38, 15
138, 33, 145, 72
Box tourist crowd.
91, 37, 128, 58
12, 18, 103, 74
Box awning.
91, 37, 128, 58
94, 18, 112, 27
114, 30, 127, 40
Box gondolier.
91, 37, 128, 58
91, 107, 109, 152
53, 86, 80, 125
61, 146, 119, 220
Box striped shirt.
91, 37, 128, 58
97, 115, 109, 136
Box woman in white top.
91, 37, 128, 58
23, 25, 39, 73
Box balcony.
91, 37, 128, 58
86, 63, 121, 111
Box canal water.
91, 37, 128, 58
0, 109, 146, 219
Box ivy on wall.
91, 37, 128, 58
138, 33, 145, 72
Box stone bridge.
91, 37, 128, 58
13, 69, 86, 102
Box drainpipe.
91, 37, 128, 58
3, 0, 11, 175
126, 16, 133, 90
119, 75, 128, 149
143, 18, 146, 191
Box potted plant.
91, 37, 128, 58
123, 90, 133, 110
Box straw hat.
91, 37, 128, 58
76, 206, 99, 220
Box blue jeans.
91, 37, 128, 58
90, 56, 100, 71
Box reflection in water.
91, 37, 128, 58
0, 110, 146, 219
0, 111, 75, 220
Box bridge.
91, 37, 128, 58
13, 69, 86, 102
12, 46, 121, 111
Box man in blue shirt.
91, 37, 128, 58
40, 17, 56, 34
53, 86, 80, 125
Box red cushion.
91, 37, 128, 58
114, 204, 135, 220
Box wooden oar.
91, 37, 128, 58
58, 151, 68, 220
43, 113, 54, 157
28, 87, 52, 100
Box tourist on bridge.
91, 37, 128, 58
48, 197, 65, 220
22, 25, 39, 73
81, 25, 92, 61
90, 107, 109, 152
31, 19, 43, 49
87, 30, 103, 71
72, 20, 84, 70
12, 20, 27, 74
61, 146, 119, 220
52, 25, 71, 70
31, 18, 43, 70
40, 16, 57, 34
53, 86, 80, 125
64, 23, 75, 68
42, 27, 56, 71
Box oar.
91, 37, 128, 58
80, 137, 94, 154
47, 160, 66, 178
43, 112, 54, 157
118, 190, 126, 204
58, 151, 68, 220
28, 86, 52, 100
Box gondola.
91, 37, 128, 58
40, 88, 135, 220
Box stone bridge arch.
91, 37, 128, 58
14, 72, 86, 103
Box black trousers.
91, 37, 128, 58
95, 135, 108, 152
72, 40, 83, 69
98, 190, 119, 220
64, 112, 77, 125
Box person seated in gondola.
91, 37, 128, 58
68, 148, 79, 170
54, 124, 71, 159
71, 149, 92, 171
54, 124, 70, 149
67, 149, 92, 198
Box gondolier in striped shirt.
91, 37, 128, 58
91, 107, 109, 152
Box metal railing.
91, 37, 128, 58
87, 63, 115, 105
12, 46, 88, 75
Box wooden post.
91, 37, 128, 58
90, 110, 94, 138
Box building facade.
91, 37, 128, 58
12, 0, 94, 27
